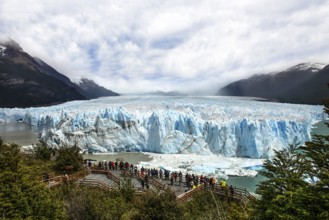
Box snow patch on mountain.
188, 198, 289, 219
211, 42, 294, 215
0, 45, 6, 56
0, 96, 324, 159
286, 62, 326, 72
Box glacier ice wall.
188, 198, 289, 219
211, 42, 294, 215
0, 96, 324, 158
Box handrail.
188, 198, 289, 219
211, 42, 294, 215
42, 168, 90, 187
177, 187, 202, 203
149, 177, 165, 190
107, 171, 120, 185
69, 169, 89, 180
90, 168, 121, 186
39, 172, 56, 182
78, 179, 112, 191
135, 173, 165, 191
176, 184, 257, 204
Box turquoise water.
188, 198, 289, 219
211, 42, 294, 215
227, 175, 267, 192
311, 120, 329, 136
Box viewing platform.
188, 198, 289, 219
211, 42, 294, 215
42, 166, 259, 204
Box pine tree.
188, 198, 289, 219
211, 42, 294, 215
253, 95, 329, 219
0, 138, 65, 219
253, 145, 309, 219
53, 145, 83, 173
298, 98, 329, 219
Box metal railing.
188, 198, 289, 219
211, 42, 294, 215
90, 168, 120, 186
176, 184, 258, 204
78, 179, 113, 191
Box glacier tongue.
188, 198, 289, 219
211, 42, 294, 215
0, 96, 324, 158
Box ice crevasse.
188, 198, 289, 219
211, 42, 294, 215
0, 96, 325, 159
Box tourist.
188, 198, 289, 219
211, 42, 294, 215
63, 173, 69, 184
229, 185, 234, 197
222, 180, 227, 189
178, 172, 182, 186
144, 174, 149, 189
134, 166, 138, 176
224, 185, 229, 200
210, 177, 215, 189
104, 161, 108, 170
160, 169, 163, 179
141, 179, 145, 189
190, 181, 194, 189
173, 172, 177, 182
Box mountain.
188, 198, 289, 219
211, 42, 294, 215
0, 39, 87, 107
78, 78, 119, 99
217, 63, 329, 104
0, 39, 119, 108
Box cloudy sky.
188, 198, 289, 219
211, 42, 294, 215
1, 0, 329, 94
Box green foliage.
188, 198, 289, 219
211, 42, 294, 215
53, 146, 83, 173
302, 134, 329, 189
133, 188, 183, 220
253, 145, 312, 219
0, 138, 21, 173
0, 138, 65, 219
33, 142, 55, 161
120, 177, 136, 203
253, 123, 329, 219
182, 190, 251, 220
62, 186, 132, 220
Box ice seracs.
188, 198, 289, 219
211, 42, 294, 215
0, 96, 324, 160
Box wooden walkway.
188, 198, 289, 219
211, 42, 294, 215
43, 167, 259, 204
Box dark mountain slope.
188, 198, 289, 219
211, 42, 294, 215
218, 63, 329, 104
78, 78, 119, 99
0, 39, 86, 107
0, 39, 120, 107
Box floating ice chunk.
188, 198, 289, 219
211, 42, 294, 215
190, 165, 216, 175
243, 165, 263, 171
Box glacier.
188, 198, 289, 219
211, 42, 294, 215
0, 96, 324, 159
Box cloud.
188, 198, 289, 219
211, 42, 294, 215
1, 0, 329, 94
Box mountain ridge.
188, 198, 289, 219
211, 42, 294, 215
217, 63, 329, 104
0, 39, 119, 108
78, 78, 119, 98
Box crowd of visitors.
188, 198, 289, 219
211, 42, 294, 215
85, 159, 236, 197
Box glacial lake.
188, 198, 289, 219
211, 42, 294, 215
83, 152, 152, 164
0, 122, 39, 146
0, 120, 327, 192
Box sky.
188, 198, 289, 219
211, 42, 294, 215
1, 0, 329, 95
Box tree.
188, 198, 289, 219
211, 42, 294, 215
0, 138, 65, 219
33, 142, 55, 161
61, 185, 132, 220
297, 98, 329, 218
253, 145, 310, 219
53, 146, 83, 173
132, 188, 183, 220
253, 96, 329, 219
